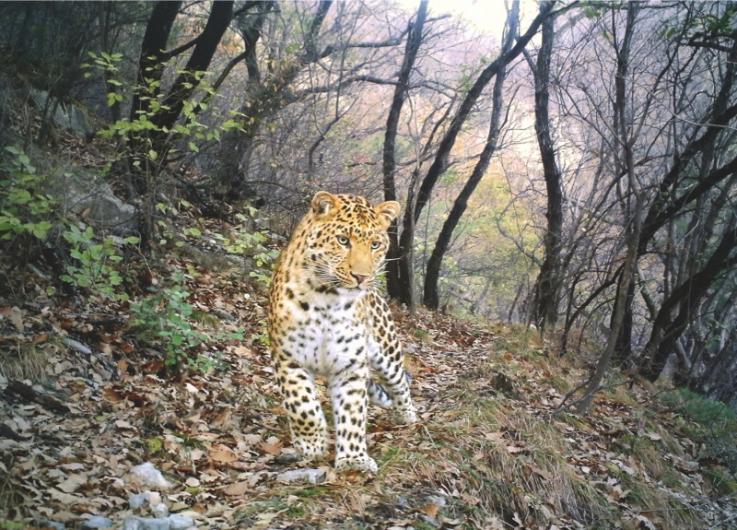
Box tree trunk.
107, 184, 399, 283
127, 1, 181, 197
640, 220, 737, 381
422, 0, 518, 309
216, 1, 331, 200
383, 0, 428, 300
527, 3, 562, 332
410, 2, 554, 225
150, 1, 233, 135
574, 2, 639, 413
390, 1, 552, 308
612, 274, 634, 363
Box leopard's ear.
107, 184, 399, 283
311, 191, 338, 218
375, 201, 401, 227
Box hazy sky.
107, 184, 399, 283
396, 0, 539, 39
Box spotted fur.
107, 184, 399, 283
267, 192, 417, 473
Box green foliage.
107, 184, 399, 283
213, 210, 279, 286
85, 51, 228, 161
662, 388, 737, 474
0, 146, 56, 242
131, 274, 241, 372
0, 146, 139, 302
61, 224, 138, 301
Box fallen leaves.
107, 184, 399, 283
222, 480, 250, 496
57, 473, 88, 493
209, 443, 238, 463
2, 258, 735, 530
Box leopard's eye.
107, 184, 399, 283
371, 240, 382, 250
337, 235, 350, 246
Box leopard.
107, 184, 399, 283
267, 191, 418, 473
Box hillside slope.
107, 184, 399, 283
1, 230, 736, 530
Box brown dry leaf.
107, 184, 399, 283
2, 306, 24, 331
233, 345, 252, 356
102, 387, 122, 403
115, 420, 135, 430
57, 473, 88, 493
421, 503, 441, 519
49, 488, 85, 505
484, 432, 504, 442
223, 480, 250, 496
211, 408, 232, 428
258, 437, 283, 456
210, 443, 237, 463
60, 463, 85, 472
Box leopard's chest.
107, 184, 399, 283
282, 287, 368, 377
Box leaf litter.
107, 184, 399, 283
1, 227, 736, 529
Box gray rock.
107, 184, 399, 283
151, 503, 169, 518
124, 517, 171, 530
82, 516, 113, 529
47, 166, 137, 236
274, 448, 301, 465
167, 514, 195, 530
70, 182, 137, 235
29, 89, 92, 136
425, 494, 447, 507
42, 521, 65, 530
123, 518, 142, 530
129, 462, 173, 490
129, 492, 148, 510
275, 467, 326, 485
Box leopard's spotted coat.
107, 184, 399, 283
267, 192, 417, 473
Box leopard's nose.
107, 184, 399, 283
352, 273, 369, 285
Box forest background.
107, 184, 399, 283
1, 0, 737, 527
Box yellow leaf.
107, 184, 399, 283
223, 480, 250, 496
210, 443, 237, 463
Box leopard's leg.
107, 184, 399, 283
275, 360, 327, 461
367, 379, 393, 408
329, 365, 377, 473
367, 335, 417, 424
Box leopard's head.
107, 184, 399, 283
301, 191, 400, 290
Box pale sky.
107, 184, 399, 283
396, 0, 538, 39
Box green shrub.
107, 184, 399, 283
131, 274, 241, 372
0, 146, 56, 245
61, 224, 138, 301
662, 388, 737, 474
213, 210, 278, 286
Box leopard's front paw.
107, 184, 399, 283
399, 404, 418, 424
294, 436, 327, 462
335, 454, 378, 474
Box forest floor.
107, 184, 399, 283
2, 215, 737, 530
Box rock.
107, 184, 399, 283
82, 516, 113, 529
151, 503, 169, 518
29, 89, 92, 136
167, 514, 195, 530
129, 492, 147, 510
42, 521, 65, 530
276, 467, 327, 485
123, 517, 171, 530
425, 494, 447, 507
63, 337, 92, 355
123, 518, 142, 530
274, 448, 301, 465
70, 182, 137, 235
129, 462, 173, 490
47, 166, 137, 236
